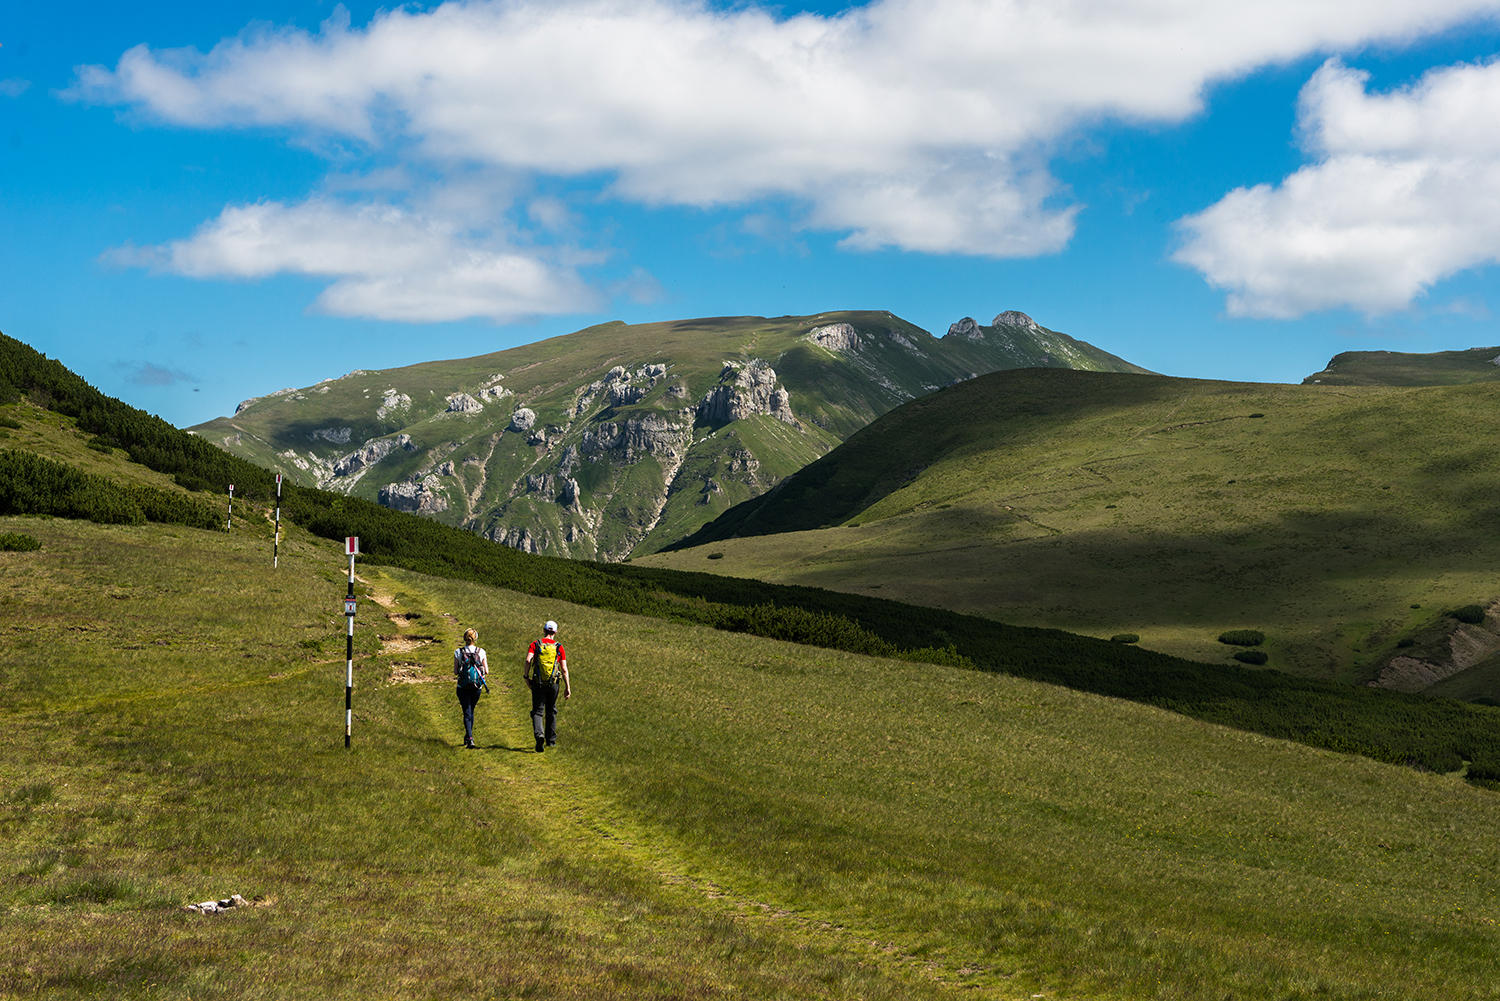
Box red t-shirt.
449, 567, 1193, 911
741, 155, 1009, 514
528, 638, 566, 680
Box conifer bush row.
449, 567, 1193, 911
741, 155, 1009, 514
1233, 650, 1269, 665
1449, 604, 1486, 625
0, 449, 219, 530
1218, 629, 1265, 646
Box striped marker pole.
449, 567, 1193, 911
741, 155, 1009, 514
273, 474, 283, 568
226, 484, 234, 530
344, 536, 359, 749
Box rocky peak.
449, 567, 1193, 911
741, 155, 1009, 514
992, 310, 1041, 332
946, 317, 983, 340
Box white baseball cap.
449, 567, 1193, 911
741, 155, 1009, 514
544, 620, 558, 633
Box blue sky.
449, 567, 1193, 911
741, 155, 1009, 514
6, 1, 1500, 428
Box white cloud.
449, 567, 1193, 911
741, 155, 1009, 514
1175, 58, 1500, 318
107, 199, 599, 323
0, 78, 30, 98
71, 0, 1500, 265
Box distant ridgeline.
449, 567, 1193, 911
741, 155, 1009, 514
3, 331, 1500, 785
1303, 345, 1500, 386
188, 310, 1149, 562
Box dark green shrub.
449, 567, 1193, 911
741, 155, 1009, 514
1218, 629, 1265, 646
707, 552, 724, 559
1233, 650, 1269, 665
1248, 413, 1265, 418
1110, 633, 1139, 644
1397, 638, 1415, 648
0, 417, 20, 430
173, 472, 216, 493
0, 532, 40, 551
1449, 605, 1486, 625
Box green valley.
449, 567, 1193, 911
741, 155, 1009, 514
645, 368, 1500, 698
7, 331, 1500, 999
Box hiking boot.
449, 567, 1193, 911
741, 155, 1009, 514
536, 736, 546, 753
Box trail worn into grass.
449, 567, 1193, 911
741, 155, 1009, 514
370, 569, 971, 998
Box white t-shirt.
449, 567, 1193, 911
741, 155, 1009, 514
453, 644, 488, 681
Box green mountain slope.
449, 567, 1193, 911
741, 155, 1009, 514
6, 515, 1500, 999
189, 309, 1147, 560
645, 368, 1500, 696
1303, 344, 1500, 385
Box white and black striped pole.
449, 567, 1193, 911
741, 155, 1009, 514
273, 474, 283, 568
344, 535, 359, 749
226, 484, 234, 530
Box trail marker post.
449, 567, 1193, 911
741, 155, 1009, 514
273, 475, 283, 568
226, 484, 234, 530
344, 536, 358, 749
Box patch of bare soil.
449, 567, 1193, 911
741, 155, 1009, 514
380, 634, 436, 654
387, 661, 434, 684
1372, 598, 1500, 693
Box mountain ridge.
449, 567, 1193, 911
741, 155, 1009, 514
191, 308, 1148, 560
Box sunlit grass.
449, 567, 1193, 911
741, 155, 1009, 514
642, 373, 1500, 694
4, 515, 1499, 999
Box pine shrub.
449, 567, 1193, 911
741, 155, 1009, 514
1218, 629, 1265, 647
1233, 649, 1268, 665
1449, 605, 1486, 625
0, 532, 39, 551
1110, 633, 1139, 644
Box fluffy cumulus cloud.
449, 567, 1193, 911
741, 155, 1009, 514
108, 199, 599, 323
71, 0, 1500, 320
1175, 58, 1500, 318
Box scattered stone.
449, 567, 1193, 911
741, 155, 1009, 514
183, 893, 250, 915
445, 392, 483, 414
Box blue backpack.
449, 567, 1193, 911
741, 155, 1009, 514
457, 647, 484, 687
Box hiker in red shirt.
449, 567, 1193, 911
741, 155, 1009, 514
524, 619, 571, 753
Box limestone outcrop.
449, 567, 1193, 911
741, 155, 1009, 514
697, 361, 796, 425
806, 322, 859, 352
379, 475, 449, 514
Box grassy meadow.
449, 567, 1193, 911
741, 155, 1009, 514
4, 512, 1500, 999
643, 370, 1500, 693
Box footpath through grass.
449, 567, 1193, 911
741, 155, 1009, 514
3, 516, 1500, 999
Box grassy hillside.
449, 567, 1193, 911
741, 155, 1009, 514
187, 310, 1144, 559
646, 368, 1500, 695
1304, 345, 1500, 386
5, 514, 1500, 999
10, 340, 1500, 778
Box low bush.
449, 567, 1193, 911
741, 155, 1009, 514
1449, 605, 1486, 625
1396, 638, 1415, 648
0, 532, 40, 551
0, 416, 21, 430
1110, 633, 1139, 644
1233, 650, 1269, 665
1218, 629, 1265, 647
707, 552, 724, 559
0, 449, 218, 530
